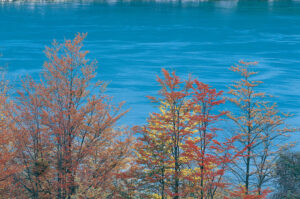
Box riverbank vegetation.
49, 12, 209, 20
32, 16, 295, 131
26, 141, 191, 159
0, 34, 298, 199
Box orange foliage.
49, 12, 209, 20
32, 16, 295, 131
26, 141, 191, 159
0, 81, 19, 197
11, 33, 134, 199
226, 186, 271, 199
0, 37, 297, 199
227, 60, 295, 197
133, 69, 246, 199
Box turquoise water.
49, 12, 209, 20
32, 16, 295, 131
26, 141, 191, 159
0, 0, 300, 126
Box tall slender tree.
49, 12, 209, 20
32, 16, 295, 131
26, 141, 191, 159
227, 61, 295, 196
145, 69, 193, 198
182, 80, 244, 199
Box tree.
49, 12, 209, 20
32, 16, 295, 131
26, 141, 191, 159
136, 69, 193, 198
134, 69, 245, 199
13, 76, 53, 198
0, 63, 19, 197
182, 80, 243, 199
227, 61, 295, 196
271, 151, 300, 199
134, 106, 174, 199
74, 128, 134, 199
12, 33, 133, 199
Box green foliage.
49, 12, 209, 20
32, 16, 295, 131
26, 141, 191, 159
272, 151, 300, 199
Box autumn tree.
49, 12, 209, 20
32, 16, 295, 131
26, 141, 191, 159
134, 69, 245, 199
13, 76, 53, 198
182, 80, 244, 199
226, 61, 295, 197
12, 33, 133, 199
135, 69, 193, 198
0, 62, 19, 197
134, 107, 174, 199
74, 128, 134, 198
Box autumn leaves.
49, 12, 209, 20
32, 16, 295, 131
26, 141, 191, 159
131, 60, 294, 199
1, 33, 133, 198
0, 34, 295, 199
133, 70, 241, 198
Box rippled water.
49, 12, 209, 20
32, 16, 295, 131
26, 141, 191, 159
0, 0, 300, 126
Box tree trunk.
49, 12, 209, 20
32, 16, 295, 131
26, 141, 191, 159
245, 146, 251, 195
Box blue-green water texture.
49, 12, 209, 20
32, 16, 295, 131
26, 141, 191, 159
0, 0, 300, 127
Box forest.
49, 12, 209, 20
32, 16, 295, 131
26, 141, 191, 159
0, 33, 299, 199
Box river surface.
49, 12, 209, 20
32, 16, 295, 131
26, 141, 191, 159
0, 0, 300, 127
